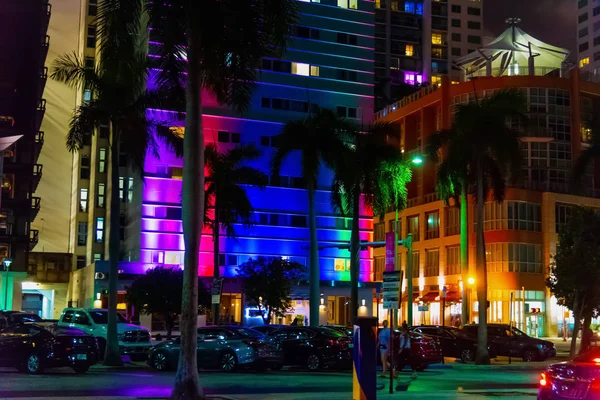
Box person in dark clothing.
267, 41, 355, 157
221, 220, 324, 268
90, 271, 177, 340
291, 317, 299, 326
396, 322, 417, 379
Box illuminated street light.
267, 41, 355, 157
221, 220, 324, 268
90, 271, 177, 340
412, 156, 423, 165
467, 277, 475, 285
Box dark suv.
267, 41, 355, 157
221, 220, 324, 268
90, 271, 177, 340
0, 311, 42, 329
411, 325, 496, 362
463, 324, 556, 362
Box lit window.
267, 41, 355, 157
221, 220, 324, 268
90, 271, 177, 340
432, 76, 442, 87
334, 259, 350, 271
77, 222, 87, 246
416, 3, 423, 14
79, 189, 88, 212
292, 62, 310, 76
432, 33, 443, 45
310, 65, 320, 76
94, 253, 102, 261
405, 45, 414, 56
404, 1, 415, 13
375, 0, 381, 7
404, 72, 423, 85
97, 183, 105, 208
119, 177, 124, 201
98, 148, 106, 173
128, 177, 134, 203
83, 89, 91, 102
95, 217, 104, 243
580, 57, 590, 68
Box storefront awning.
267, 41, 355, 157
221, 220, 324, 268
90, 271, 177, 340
443, 291, 461, 302
402, 293, 420, 302
421, 292, 439, 303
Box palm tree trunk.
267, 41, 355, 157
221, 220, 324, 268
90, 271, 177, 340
459, 181, 469, 326
580, 312, 592, 354
475, 165, 490, 365
104, 123, 123, 366
570, 293, 581, 358
308, 182, 320, 328
170, 31, 204, 400
349, 190, 360, 319
212, 195, 220, 325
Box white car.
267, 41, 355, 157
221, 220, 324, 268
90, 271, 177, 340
57, 308, 151, 359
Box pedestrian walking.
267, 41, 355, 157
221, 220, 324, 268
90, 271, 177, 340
396, 321, 417, 379
377, 320, 391, 377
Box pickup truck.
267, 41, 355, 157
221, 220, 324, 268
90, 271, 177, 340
57, 308, 152, 360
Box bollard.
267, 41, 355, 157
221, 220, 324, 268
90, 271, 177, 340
352, 316, 378, 400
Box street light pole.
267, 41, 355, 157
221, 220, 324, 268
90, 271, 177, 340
405, 234, 413, 326
3, 258, 12, 311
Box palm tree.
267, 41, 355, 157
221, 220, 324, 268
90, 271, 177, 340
331, 123, 412, 318
205, 144, 267, 323
426, 89, 526, 364
51, 0, 181, 366
272, 109, 352, 327
147, 2, 298, 397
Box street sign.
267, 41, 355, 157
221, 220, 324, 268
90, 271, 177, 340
418, 305, 429, 312
385, 232, 395, 272
382, 270, 402, 310
211, 279, 223, 304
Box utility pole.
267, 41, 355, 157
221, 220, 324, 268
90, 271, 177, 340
405, 234, 413, 326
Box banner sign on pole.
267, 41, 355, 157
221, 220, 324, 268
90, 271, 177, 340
383, 270, 402, 310
385, 232, 395, 272
211, 278, 223, 304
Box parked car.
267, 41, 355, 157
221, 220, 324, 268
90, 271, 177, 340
0, 323, 99, 374
321, 325, 353, 337
57, 308, 151, 360
463, 323, 556, 362
0, 311, 42, 329
265, 326, 352, 371
148, 326, 282, 372
538, 347, 600, 399
252, 324, 285, 336
411, 325, 496, 362
390, 330, 444, 371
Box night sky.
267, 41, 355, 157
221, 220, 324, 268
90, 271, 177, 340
484, 0, 575, 59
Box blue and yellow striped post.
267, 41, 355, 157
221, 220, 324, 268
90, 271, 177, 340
352, 316, 377, 400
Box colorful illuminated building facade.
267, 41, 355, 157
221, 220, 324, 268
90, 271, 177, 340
374, 31, 600, 336
64, 0, 377, 326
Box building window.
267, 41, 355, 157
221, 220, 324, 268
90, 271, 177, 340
87, 25, 96, 48
451, 4, 461, 13
97, 183, 105, 208
555, 204, 572, 233
336, 106, 358, 118
310, 66, 320, 76
374, 222, 385, 242
88, 0, 97, 16
292, 62, 310, 76
486, 243, 542, 274
467, 35, 481, 44
595, 6, 600, 16
467, 6, 481, 15
452, 47, 461, 57
452, 33, 461, 42
77, 222, 87, 246
451, 19, 461, 28
432, 47, 444, 59
77, 189, 88, 213
508, 202, 541, 231
446, 246, 460, 275
580, 57, 590, 68
425, 211, 439, 239
432, 33, 443, 45
389, 219, 401, 235
119, 177, 125, 201
580, 12, 589, 23
580, 42, 590, 53
97, 148, 106, 173
334, 259, 351, 272
128, 177, 134, 203
375, 256, 384, 281
94, 253, 102, 261
95, 218, 104, 243
80, 155, 90, 179
404, 1, 414, 13
337, 33, 358, 46
83, 89, 91, 102
594, 37, 600, 47
412, 251, 420, 278
405, 45, 414, 57
337, 0, 358, 9
580, 27, 589, 38
407, 215, 419, 241
425, 248, 439, 277
580, 0, 589, 8
468, 21, 481, 30
337, 69, 358, 82
445, 207, 460, 236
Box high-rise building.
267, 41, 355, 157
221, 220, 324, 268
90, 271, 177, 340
0, 0, 50, 310
65, 0, 377, 326
373, 0, 483, 110
374, 25, 596, 337
577, 0, 600, 78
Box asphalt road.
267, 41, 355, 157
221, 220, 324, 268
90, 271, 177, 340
0, 365, 541, 399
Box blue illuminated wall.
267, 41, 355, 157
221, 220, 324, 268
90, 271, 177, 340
128, 0, 375, 285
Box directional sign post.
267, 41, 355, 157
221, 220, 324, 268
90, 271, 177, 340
211, 278, 223, 305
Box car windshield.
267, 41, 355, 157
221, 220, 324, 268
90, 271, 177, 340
510, 327, 527, 337
88, 310, 127, 324
448, 328, 471, 339
12, 313, 42, 323
315, 327, 345, 337
43, 325, 89, 336
232, 328, 263, 338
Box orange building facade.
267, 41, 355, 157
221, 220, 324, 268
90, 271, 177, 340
373, 70, 600, 337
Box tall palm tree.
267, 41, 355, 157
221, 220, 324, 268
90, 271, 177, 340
147, 2, 298, 397
332, 123, 412, 318
426, 89, 526, 364
205, 144, 267, 323
51, 0, 181, 366
272, 109, 352, 327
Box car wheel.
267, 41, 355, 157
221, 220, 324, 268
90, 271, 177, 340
522, 348, 539, 362
26, 353, 43, 374
72, 364, 89, 374
306, 353, 321, 371
152, 351, 169, 371
220, 351, 238, 372
460, 349, 475, 362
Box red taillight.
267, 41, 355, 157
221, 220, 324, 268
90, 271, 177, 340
539, 372, 548, 387
590, 379, 600, 392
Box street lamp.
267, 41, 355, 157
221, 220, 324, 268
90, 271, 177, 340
467, 277, 475, 324
411, 155, 423, 165
3, 258, 12, 311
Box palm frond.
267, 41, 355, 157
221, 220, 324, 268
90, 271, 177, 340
66, 102, 106, 153
51, 52, 101, 91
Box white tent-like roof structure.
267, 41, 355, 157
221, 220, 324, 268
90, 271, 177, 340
454, 18, 570, 77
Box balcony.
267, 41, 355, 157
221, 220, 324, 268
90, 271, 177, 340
30, 197, 41, 221
34, 131, 44, 160
32, 164, 42, 191
41, 1, 51, 33
38, 67, 48, 98
40, 35, 50, 63
29, 229, 39, 250
36, 99, 46, 130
